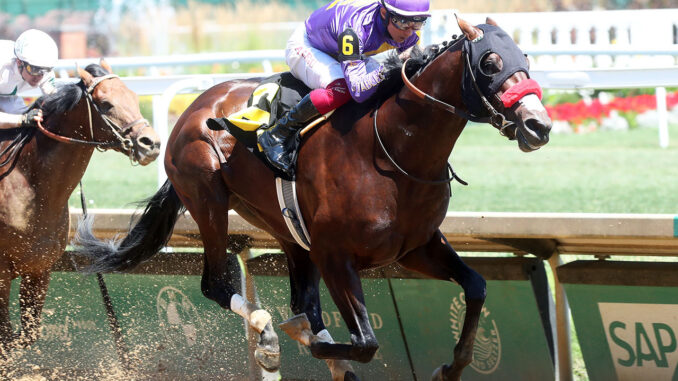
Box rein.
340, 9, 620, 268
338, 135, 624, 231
373, 107, 466, 186
36, 74, 149, 154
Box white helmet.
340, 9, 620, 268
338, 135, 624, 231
14, 29, 58, 68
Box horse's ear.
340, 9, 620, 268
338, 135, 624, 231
77, 64, 94, 86
99, 58, 113, 74
486, 17, 498, 26
456, 15, 482, 41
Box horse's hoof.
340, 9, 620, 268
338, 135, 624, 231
431, 365, 444, 381
344, 370, 360, 381
279, 313, 312, 344
431, 364, 457, 381
254, 346, 281, 372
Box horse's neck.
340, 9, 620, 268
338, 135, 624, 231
33, 99, 96, 206
379, 49, 467, 176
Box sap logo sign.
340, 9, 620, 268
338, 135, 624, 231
608, 321, 675, 367
599, 303, 678, 381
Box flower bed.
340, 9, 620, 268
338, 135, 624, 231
545, 90, 678, 132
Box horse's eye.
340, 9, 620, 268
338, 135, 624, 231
480, 53, 502, 76
100, 101, 114, 114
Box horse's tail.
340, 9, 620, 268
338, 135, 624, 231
72, 179, 186, 273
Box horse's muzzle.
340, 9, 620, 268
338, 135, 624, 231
132, 129, 161, 165
515, 116, 552, 152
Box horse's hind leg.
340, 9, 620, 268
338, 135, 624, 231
173, 175, 280, 372
280, 243, 355, 381
17, 271, 50, 348
398, 230, 486, 381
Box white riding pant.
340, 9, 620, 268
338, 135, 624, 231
285, 25, 381, 90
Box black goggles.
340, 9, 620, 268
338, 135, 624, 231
23, 62, 51, 76
390, 14, 427, 31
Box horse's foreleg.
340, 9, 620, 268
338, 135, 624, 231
177, 179, 280, 372
307, 251, 378, 368
398, 230, 486, 381
279, 243, 355, 381
17, 271, 50, 348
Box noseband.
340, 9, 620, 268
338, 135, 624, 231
37, 74, 149, 156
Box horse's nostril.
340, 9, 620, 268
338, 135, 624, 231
137, 136, 155, 149
525, 118, 551, 135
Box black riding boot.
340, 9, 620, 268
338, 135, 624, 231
257, 94, 320, 177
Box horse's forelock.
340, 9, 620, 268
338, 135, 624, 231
85, 63, 109, 77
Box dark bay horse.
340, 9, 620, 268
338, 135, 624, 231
73, 18, 551, 380
0, 61, 160, 354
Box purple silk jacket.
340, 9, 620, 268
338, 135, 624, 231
305, 0, 419, 102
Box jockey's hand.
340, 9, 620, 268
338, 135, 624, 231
21, 109, 43, 128
398, 46, 415, 62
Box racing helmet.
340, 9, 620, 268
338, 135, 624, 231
381, 0, 431, 18
14, 29, 58, 69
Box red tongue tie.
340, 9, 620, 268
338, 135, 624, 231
500, 79, 542, 108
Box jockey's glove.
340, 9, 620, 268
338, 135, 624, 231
21, 109, 42, 128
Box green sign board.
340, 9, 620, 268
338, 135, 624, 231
564, 284, 678, 381
392, 279, 554, 381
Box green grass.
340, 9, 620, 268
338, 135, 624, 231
449, 122, 678, 213
71, 122, 678, 214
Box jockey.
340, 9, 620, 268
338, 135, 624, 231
258, 0, 431, 177
0, 29, 58, 129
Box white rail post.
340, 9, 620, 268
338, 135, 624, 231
152, 77, 215, 188
657, 86, 669, 148
548, 253, 573, 381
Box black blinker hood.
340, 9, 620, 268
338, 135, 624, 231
461, 24, 529, 116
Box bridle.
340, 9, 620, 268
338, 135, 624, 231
400, 40, 515, 134
36, 74, 150, 157
373, 38, 518, 186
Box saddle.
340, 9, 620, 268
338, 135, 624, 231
206, 72, 311, 180
206, 73, 314, 250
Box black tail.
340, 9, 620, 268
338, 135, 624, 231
72, 180, 186, 273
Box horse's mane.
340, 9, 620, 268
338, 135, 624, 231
368, 38, 463, 108
30, 64, 109, 117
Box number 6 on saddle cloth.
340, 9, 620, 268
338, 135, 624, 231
207, 72, 316, 181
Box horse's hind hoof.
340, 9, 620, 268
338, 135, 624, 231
254, 346, 281, 372
344, 370, 360, 381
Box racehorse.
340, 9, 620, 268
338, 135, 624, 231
73, 18, 551, 380
0, 61, 160, 355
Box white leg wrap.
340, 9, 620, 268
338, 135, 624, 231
315, 329, 334, 343
314, 329, 354, 380
230, 294, 272, 333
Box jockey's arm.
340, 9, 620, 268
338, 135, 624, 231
341, 60, 385, 103
0, 108, 42, 129
38, 71, 57, 95
0, 111, 24, 129
337, 28, 385, 103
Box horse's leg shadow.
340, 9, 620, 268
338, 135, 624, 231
278, 242, 357, 381
398, 230, 487, 381
179, 181, 280, 372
